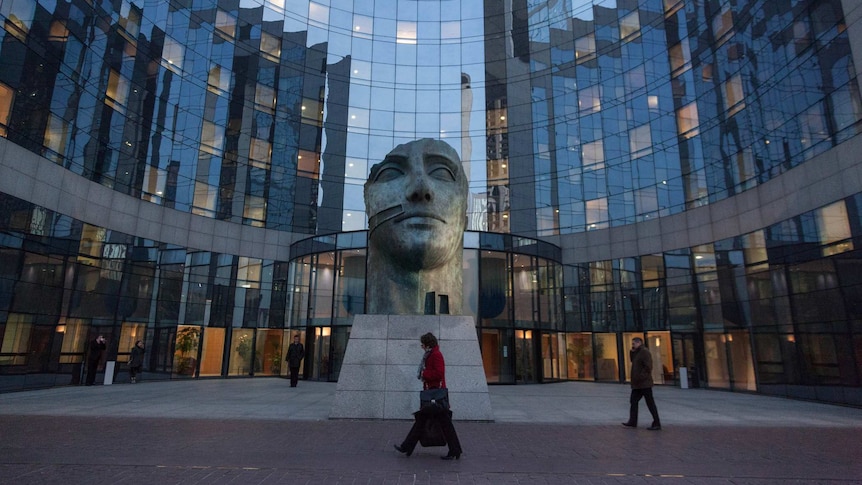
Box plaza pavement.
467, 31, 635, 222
0, 378, 860, 484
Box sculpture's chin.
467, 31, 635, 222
372, 232, 460, 272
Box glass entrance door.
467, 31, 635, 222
311, 326, 331, 381
515, 329, 536, 384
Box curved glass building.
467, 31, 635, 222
1, 0, 861, 406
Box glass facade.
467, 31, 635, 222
0, 0, 861, 406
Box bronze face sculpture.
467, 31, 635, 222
364, 138, 468, 314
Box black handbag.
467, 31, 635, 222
420, 387, 450, 411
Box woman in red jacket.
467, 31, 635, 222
394, 332, 463, 460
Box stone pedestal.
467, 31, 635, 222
329, 315, 494, 421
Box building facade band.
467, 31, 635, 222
0, 0, 861, 406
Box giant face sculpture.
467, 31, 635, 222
364, 138, 468, 314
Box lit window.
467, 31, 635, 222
620, 11, 640, 40
105, 70, 130, 112
118, 0, 141, 39
141, 165, 168, 203
676, 102, 699, 138
43, 114, 71, 161
249, 137, 271, 169
397, 20, 417, 44
575, 33, 595, 62
243, 197, 266, 227
582, 140, 604, 169
0, 83, 13, 137
629, 124, 652, 159
1, 0, 36, 41
260, 31, 281, 61
817, 201, 853, 256
255, 84, 276, 113
215, 9, 236, 38
192, 181, 217, 217
161, 36, 184, 72
297, 150, 320, 177
712, 6, 733, 45
723, 74, 745, 117
48, 20, 69, 41
663, 0, 683, 16
578, 85, 601, 114
207, 64, 231, 94
586, 198, 608, 230
237, 257, 262, 287
200, 120, 224, 155
669, 39, 691, 76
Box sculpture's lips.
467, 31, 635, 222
393, 212, 446, 224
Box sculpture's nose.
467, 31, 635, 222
406, 174, 433, 203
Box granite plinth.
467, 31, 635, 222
329, 315, 494, 421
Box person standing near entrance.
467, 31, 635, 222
85, 335, 107, 386
128, 340, 145, 383
286, 335, 305, 387
622, 337, 661, 430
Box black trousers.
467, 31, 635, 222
289, 366, 300, 387
400, 408, 462, 455
85, 359, 100, 385
629, 387, 661, 426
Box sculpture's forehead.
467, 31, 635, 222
386, 139, 459, 161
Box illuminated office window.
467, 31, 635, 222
586, 198, 608, 230
712, 6, 734, 45
43, 114, 71, 161
243, 196, 266, 227
192, 181, 217, 217
118, 0, 140, 39
676, 102, 699, 138
200, 120, 225, 155
142, 165, 168, 203
250, 137, 272, 169
48, 20, 69, 41
397, 20, 417, 44
1, 0, 36, 41
255, 84, 276, 114
575, 33, 595, 62
582, 140, 604, 169
161, 36, 184, 72
724, 74, 745, 117
0, 83, 13, 137
579, 85, 601, 114
215, 9, 236, 38
105, 70, 130, 112
669, 39, 691, 76
261, 32, 281, 61
620, 11, 640, 40
663, 0, 683, 16
817, 201, 853, 256
297, 151, 320, 178
237, 257, 262, 289
207, 65, 231, 95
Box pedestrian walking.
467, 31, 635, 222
622, 337, 661, 430
286, 334, 304, 387
128, 340, 145, 383
394, 332, 463, 460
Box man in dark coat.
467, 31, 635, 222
286, 335, 305, 387
85, 335, 107, 386
622, 337, 661, 430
